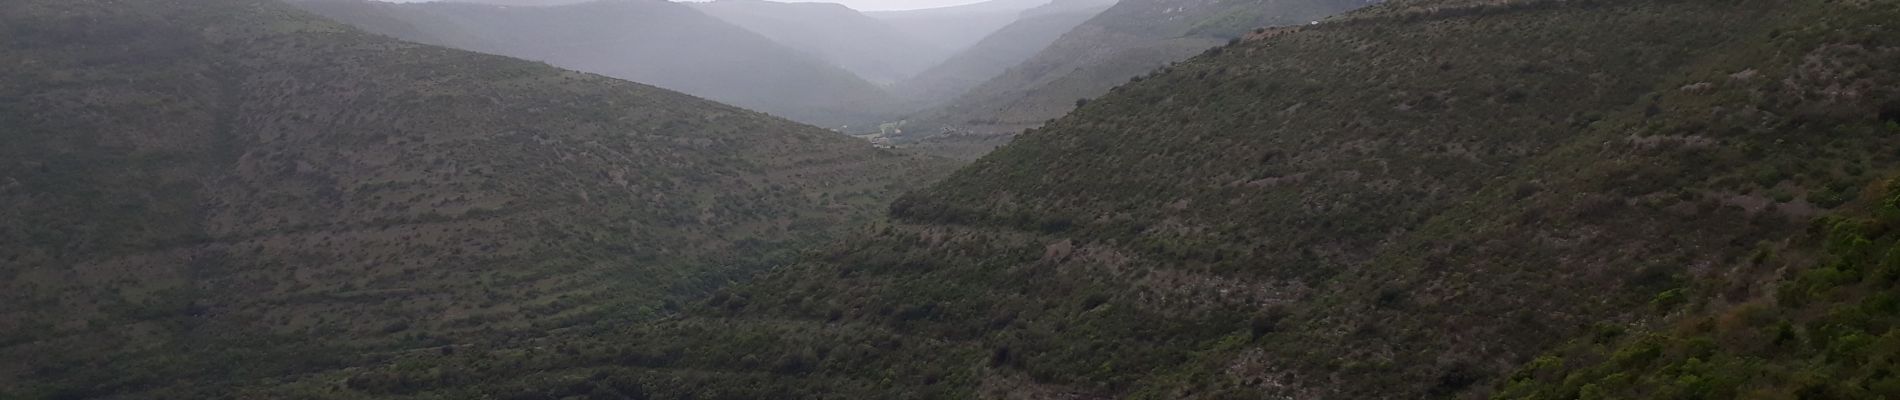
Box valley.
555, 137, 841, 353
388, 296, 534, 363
5, 0, 1900, 398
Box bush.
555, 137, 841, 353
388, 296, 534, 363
1248, 307, 1289, 339
1651, 288, 1687, 312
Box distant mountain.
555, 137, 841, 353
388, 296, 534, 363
437, 0, 595, 5
293, 0, 901, 128
691, 0, 946, 85
0, 0, 952, 397
868, 0, 1052, 53
890, 0, 1117, 112
909, 0, 1375, 136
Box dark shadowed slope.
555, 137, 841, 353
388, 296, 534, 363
890, 0, 1117, 113
292, 0, 902, 129
231, 0, 1900, 399
690, 0, 946, 86
0, 0, 953, 397
908, 0, 1375, 137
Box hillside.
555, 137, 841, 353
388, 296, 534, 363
218, 0, 1900, 398
690, 0, 946, 86
891, 0, 1117, 112
869, 0, 1052, 53
291, 0, 901, 129
0, 0, 952, 397
907, 0, 1374, 137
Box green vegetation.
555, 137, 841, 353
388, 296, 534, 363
1498, 181, 1900, 400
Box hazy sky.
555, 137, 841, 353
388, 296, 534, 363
378, 0, 991, 11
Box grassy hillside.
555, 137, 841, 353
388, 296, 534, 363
0, 0, 952, 397
224, 0, 1900, 398
906, 0, 1375, 138
291, 0, 902, 129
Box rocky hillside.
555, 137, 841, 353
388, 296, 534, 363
221, 0, 1900, 399
0, 0, 952, 397
291, 0, 901, 129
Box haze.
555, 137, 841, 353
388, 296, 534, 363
377, 0, 997, 11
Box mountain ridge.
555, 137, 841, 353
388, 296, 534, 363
905, 0, 1376, 138
292, 0, 902, 128
690, 0, 947, 85
890, 0, 1117, 114
869, 0, 1054, 53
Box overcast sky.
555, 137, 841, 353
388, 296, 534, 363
377, 0, 991, 11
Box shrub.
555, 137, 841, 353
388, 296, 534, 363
1248, 307, 1289, 339
1810, 186, 1854, 209
1651, 288, 1687, 312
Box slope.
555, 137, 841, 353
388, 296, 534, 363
690, 0, 946, 86
868, 0, 1052, 54
0, 0, 952, 397
291, 0, 901, 129
890, 0, 1117, 113
231, 0, 1900, 399
907, 0, 1375, 137
1483, 2, 1900, 397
